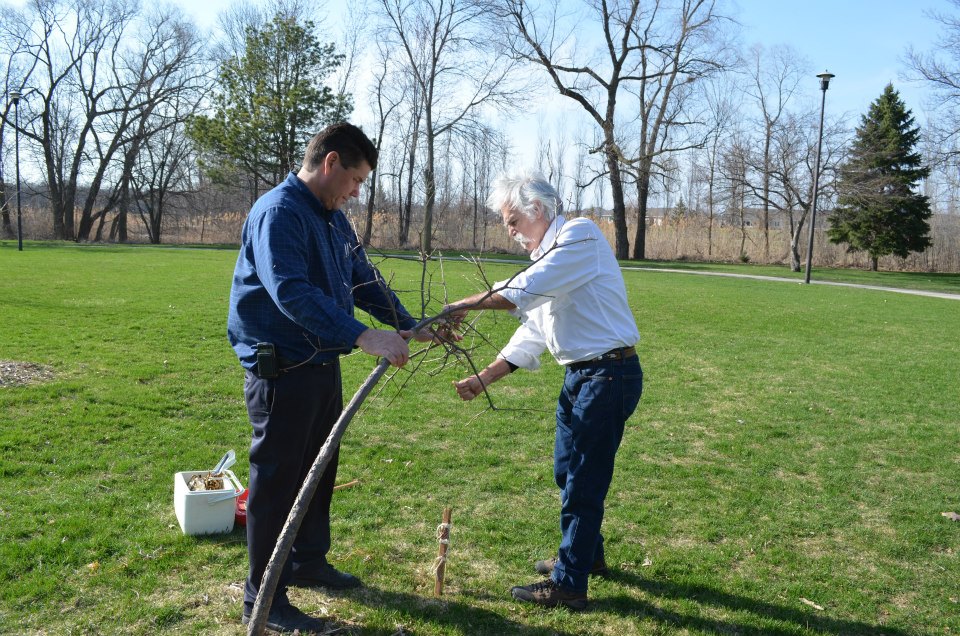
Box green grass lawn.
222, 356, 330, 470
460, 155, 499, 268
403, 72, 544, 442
1, 242, 958, 635
369, 246, 960, 295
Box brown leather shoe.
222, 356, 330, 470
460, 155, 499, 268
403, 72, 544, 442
534, 556, 610, 578
510, 578, 587, 610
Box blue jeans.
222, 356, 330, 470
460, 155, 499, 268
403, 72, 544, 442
551, 355, 643, 592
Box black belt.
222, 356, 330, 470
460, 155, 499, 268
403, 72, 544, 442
567, 346, 637, 371
278, 356, 339, 372
252, 356, 338, 378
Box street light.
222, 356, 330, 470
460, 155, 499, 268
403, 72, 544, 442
8, 89, 23, 251
804, 70, 835, 284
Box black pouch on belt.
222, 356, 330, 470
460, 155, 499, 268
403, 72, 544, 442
255, 342, 279, 379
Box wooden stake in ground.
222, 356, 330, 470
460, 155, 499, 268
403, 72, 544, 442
433, 507, 452, 597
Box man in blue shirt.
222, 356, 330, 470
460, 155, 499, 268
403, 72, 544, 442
228, 122, 425, 633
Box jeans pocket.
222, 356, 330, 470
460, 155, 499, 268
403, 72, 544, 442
244, 374, 275, 418
621, 373, 643, 420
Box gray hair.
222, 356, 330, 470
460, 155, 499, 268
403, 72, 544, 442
486, 171, 563, 221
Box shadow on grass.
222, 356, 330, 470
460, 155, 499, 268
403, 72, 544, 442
605, 571, 911, 636
350, 587, 578, 636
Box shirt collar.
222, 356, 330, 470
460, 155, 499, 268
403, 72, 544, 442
288, 171, 334, 219
531, 215, 565, 260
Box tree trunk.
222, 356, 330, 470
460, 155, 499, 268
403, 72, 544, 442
421, 124, 435, 255
401, 126, 418, 246
362, 169, 376, 247
0, 186, 13, 239
118, 207, 128, 242
604, 151, 629, 260
789, 213, 803, 272
471, 175, 478, 249
396, 171, 406, 246
96, 211, 108, 241
632, 167, 652, 261
762, 129, 771, 259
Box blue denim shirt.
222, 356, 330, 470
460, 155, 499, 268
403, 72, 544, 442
227, 172, 417, 370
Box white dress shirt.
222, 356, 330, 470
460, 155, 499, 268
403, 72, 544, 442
493, 215, 640, 369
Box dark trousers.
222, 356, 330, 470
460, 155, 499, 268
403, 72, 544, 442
551, 355, 643, 592
242, 363, 342, 610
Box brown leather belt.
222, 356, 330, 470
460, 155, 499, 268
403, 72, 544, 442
568, 346, 637, 370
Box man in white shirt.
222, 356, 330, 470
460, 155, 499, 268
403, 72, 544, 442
444, 171, 643, 610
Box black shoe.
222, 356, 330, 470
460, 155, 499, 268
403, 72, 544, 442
291, 563, 362, 589
510, 578, 588, 610
241, 603, 325, 633
534, 556, 610, 578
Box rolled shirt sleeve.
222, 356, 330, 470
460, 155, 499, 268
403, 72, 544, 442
498, 316, 548, 370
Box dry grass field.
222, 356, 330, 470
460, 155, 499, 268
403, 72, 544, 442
8, 203, 960, 272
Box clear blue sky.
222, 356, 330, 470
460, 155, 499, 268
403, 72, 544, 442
6, 0, 950, 177
6, 0, 947, 117
733, 0, 947, 118
164, 0, 955, 203
160, 0, 951, 120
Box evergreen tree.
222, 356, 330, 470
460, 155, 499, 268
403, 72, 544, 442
828, 84, 931, 271
188, 14, 351, 192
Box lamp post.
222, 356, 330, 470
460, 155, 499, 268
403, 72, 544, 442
8, 89, 22, 251
804, 71, 834, 284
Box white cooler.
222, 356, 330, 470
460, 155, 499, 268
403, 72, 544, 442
173, 469, 243, 536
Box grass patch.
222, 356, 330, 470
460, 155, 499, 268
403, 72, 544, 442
1, 244, 958, 635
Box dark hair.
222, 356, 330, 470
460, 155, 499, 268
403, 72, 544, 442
304, 122, 378, 171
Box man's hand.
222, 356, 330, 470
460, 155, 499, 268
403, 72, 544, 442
453, 375, 485, 401
400, 328, 436, 344
451, 359, 513, 401
442, 302, 470, 326
355, 328, 410, 367
401, 322, 464, 345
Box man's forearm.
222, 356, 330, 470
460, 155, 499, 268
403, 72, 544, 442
476, 358, 514, 387
453, 290, 516, 312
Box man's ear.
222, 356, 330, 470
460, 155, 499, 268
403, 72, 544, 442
322, 151, 340, 174
532, 200, 545, 219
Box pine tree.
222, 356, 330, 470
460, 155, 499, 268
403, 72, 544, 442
827, 84, 932, 271
187, 15, 351, 193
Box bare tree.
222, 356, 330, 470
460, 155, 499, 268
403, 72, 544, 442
397, 74, 423, 246
127, 89, 205, 244
721, 135, 750, 259
737, 110, 847, 270
696, 73, 739, 256
14, 0, 141, 240
495, 0, 731, 260
569, 123, 593, 215
0, 4, 37, 239
906, 0, 960, 164
620, 0, 733, 260
744, 43, 807, 258
378, 0, 521, 254
495, 0, 638, 258
453, 123, 503, 249
362, 42, 402, 246
78, 6, 207, 241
